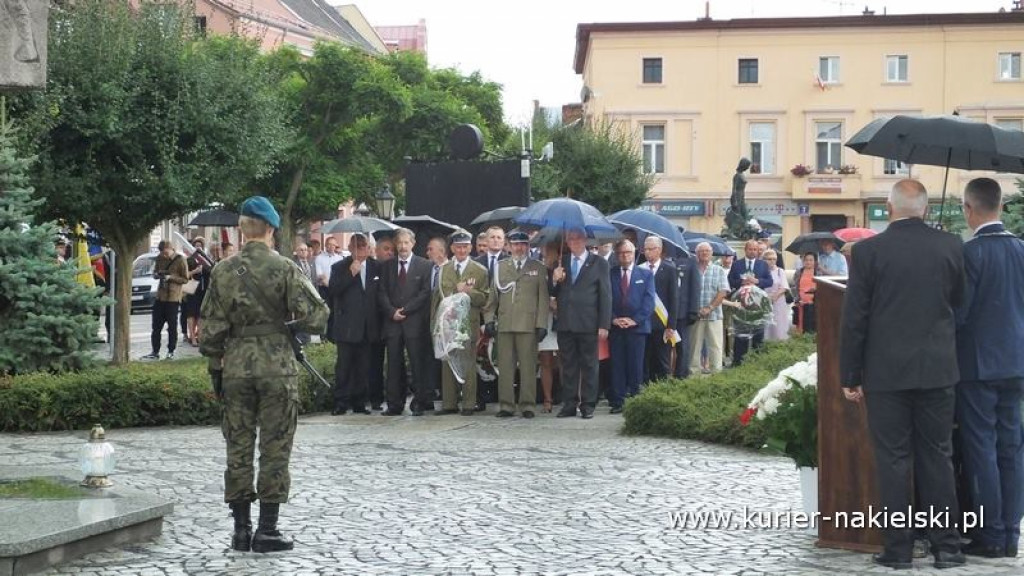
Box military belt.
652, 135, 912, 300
229, 324, 289, 338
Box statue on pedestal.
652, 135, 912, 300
724, 158, 760, 240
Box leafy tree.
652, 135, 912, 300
15, 1, 288, 364
529, 119, 654, 214
0, 116, 104, 375
1003, 179, 1024, 236
250, 43, 412, 255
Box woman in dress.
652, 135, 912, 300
795, 252, 819, 334
761, 249, 791, 341
182, 237, 213, 345
537, 243, 560, 412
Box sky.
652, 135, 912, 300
345, 0, 1014, 126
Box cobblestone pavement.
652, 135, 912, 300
3, 413, 1021, 576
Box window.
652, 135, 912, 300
819, 56, 840, 83
999, 52, 1021, 80
995, 118, 1023, 132
194, 16, 207, 37
886, 55, 908, 82
642, 58, 663, 84
883, 158, 910, 175
641, 125, 665, 174
738, 58, 759, 84
748, 122, 776, 175
815, 121, 842, 172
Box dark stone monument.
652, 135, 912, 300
0, 0, 47, 90
723, 157, 760, 240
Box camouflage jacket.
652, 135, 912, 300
200, 242, 328, 377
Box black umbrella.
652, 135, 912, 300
470, 206, 526, 229
391, 215, 459, 241
785, 232, 844, 256
188, 209, 239, 227
845, 114, 1024, 225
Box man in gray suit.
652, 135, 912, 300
379, 228, 434, 416
550, 229, 612, 419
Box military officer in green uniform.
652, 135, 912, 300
431, 231, 489, 415
483, 231, 549, 418
200, 196, 328, 553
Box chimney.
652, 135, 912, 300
862, 6, 875, 16
698, 1, 712, 21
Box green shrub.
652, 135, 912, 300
0, 343, 337, 432
622, 335, 816, 449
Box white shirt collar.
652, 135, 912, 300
974, 220, 1004, 235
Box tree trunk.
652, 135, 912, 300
110, 238, 135, 365
279, 161, 307, 257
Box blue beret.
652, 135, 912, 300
240, 196, 281, 229
507, 231, 529, 243
450, 231, 472, 244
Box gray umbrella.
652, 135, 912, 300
321, 216, 397, 235
845, 115, 1024, 225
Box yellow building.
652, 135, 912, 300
574, 11, 1024, 250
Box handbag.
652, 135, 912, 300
182, 279, 199, 295
784, 288, 794, 305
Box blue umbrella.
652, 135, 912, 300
608, 209, 688, 255
514, 198, 616, 237
683, 231, 735, 257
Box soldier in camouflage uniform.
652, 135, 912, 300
200, 196, 328, 553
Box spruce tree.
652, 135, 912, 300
0, 116, 103, 375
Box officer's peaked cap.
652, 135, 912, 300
450, 231, 472, 244
507, 231, 529, 243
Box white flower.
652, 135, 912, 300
762, 397, 781, 416
746, 353, 818, 416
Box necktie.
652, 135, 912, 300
456, 262, 463, 279
516, 260, 522, 272
399, 260, 407, 285
747, 260, 753, 272
571, 257, 580, 283
620, 268, 629, 299
431, 265, 439, 290
489, 255, 497, 282
649, 262, 655, 273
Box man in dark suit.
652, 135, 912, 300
378, 228, 434, 416
328, 233, 379, 415
609, 240, 656, 413
550, 228, 612, 419
639, 236, 678, 382
672, 252, 701, 378
840, 179, 966, 570
728, 239, 773, 366
955, 177, 1024, 559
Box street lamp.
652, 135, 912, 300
354, 203, 371, 217
375, 184, 395, 221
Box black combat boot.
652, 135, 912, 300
228, 501, 252, 552
251, 502, 294, 553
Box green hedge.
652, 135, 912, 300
0, 344, 337, 432
621, 335, 816, 449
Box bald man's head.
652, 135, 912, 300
888, 179, 929, 220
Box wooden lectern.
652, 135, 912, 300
814, 277, 882, 552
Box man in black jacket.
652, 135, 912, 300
329, 233, 380, 415
640, 236, 677, 382
672, 254, 701, 379
840, 179, 966, 570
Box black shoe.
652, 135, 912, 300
962, 540, 1003, 558
580, 410, 594, 419
228, 502, 252, 552
1006, 544, 1018, 558
609, 405, 623, 414
933, 550, 966, 569
872, 552, 912, 570
351, 406, 370, 414
435, 408, 459, 415
556, 409, 577, 418
382, 410, 403, 416
141, 352, 160, 360
460, 409, 475, 416
412, 409, 424, 416
522, 411, 535, 419
251, 503, 293, 553
496, 410, 514, 418
474, 403, 486, 412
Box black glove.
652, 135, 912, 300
535, 328, 547, 342
687, 311, 699, 326
209, 368, 224, 400
484, 321, 497, 338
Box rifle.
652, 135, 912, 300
285, 320, 332, 390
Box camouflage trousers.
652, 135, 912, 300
221, 376, 299, 504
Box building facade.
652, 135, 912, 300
375, 18, 428, 54
574, 11, 1024, 249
